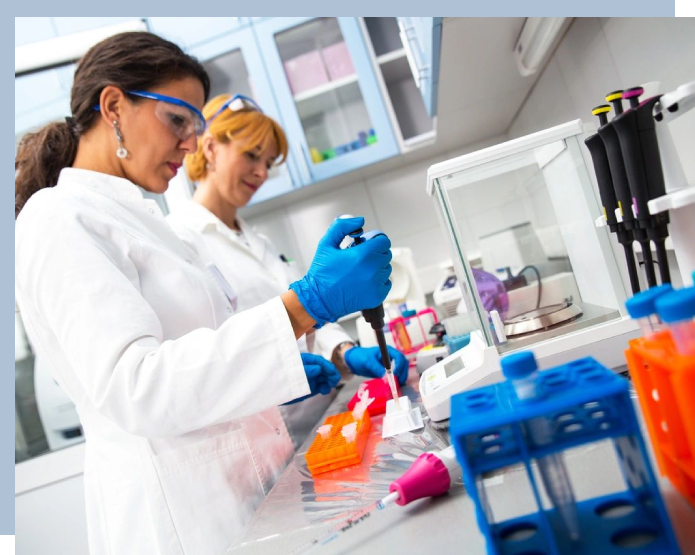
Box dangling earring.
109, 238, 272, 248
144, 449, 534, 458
113, 120, 128, 159
205, 160, 216, 172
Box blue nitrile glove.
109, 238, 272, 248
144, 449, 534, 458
284, 353, 341, 405
344, 345, 409, 386
289, 217, 392, 327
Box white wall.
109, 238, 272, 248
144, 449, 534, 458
509, 18, 695, 183
244, 136, 506, 294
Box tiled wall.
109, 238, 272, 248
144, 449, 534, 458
509, 18, 695, 182
508, 17, 695, 291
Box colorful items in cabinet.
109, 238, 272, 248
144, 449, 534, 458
284, 50, 329, 96
305, 410, 371, 476
310, 147, 323, 164
450, 351, 679, 555
366, 129, 377, 145
321, 41, 355, 81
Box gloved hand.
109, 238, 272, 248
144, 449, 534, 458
289, 217, 392, 327
344, 345, 409, 386
284, 353, 341, 405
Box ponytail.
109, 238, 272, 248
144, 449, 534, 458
15, 121, 79, 218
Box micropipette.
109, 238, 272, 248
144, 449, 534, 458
347, 226, 401, 411
585, 103, 641, 294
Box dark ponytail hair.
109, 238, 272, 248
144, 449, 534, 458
15, 31, 210, 217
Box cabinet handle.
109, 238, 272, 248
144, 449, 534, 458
296, 144, 313, 184
281, 163, 295, 190
398, 22, 428, 89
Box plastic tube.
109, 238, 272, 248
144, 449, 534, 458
625, 284, 673, 339
502, 351, 580, 541
656, 287, 695, 356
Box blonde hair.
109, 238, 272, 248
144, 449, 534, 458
186, 94, 288, 182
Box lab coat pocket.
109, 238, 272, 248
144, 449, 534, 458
148, 422, 265, 554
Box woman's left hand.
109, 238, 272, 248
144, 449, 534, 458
344, 345, 409, 385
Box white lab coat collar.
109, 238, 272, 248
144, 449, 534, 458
57, 168, 149, 205
175, 200, 267, 260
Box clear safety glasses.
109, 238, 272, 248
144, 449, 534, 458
205, 94, 263, 128
94, 90, 206, 141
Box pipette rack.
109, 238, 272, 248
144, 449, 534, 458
626, 332, 695, 510
449, 356, 679, 555
305, 411, 371, 477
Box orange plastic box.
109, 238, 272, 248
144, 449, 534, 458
305, 411, 371, 477
626, 332, 695, 509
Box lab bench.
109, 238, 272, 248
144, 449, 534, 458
227, 373, 695, 554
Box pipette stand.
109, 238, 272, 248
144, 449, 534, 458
449, 357, 679, 555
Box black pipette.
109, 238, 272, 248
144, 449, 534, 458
597, 90, 658, 287
585, 104, 641, 294
612, 86, 671, 285
347, 228, 392, 371
346, 226, 400, 407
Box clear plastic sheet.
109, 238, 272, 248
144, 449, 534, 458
229, 376, 451, 552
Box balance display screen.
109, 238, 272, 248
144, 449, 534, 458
444, 357, 465, 378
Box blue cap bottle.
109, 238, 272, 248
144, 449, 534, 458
655, 287, 695, 356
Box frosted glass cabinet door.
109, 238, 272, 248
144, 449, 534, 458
253, 17, 398, 185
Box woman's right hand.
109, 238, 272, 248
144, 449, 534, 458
289, 216, 392, 327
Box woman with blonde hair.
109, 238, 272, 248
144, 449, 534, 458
168, 94, 409, 447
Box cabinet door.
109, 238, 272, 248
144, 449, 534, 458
186, 28, 301, 206
253, 17, 399, 185
397, 17, 442, 117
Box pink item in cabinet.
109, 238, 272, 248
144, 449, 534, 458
321, 41, 355, 80
283, 51, 329, 96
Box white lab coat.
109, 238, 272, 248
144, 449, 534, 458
167, 200, 353, 447
14, 169, 308, 555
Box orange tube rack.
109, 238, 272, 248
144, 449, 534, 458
305, 411, 371, 477
626, 331, 695, 509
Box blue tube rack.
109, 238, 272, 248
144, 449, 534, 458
449, 356, 680, 555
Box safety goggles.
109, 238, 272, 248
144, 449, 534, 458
94, 90, 206, 141
205, 94, 263, 128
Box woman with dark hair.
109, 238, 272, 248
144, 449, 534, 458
14, 32, 392, 554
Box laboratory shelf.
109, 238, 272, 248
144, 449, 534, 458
376, 48, 406, 65
293, 73, 359, 103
